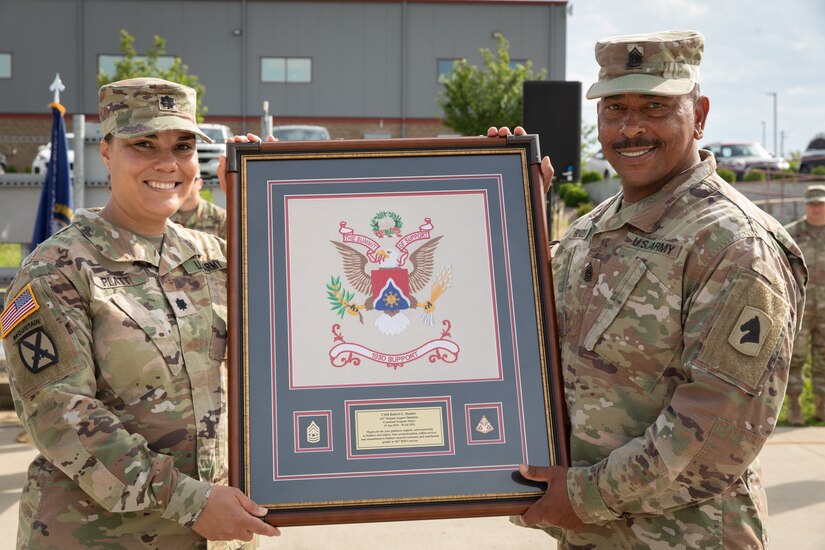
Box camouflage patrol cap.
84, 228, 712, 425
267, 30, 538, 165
98, 77, 212, 143
586, 30, 703, 99
805, 185, 825, 204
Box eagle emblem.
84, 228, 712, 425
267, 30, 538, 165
325, 212, 460, 369
327, 213, 453, 335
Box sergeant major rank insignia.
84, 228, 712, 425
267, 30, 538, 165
325, 212, 460, 370
626, 45, 644, 69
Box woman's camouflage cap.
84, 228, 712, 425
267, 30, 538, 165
98, 77, 212, 143
586, 30, 703, 99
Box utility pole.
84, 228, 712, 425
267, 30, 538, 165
261, 100, 273, 137
766, 92, 777, 155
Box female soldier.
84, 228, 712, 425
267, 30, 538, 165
0, 78, 279, 548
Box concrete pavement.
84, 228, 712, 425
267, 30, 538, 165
0, 413, 823, 548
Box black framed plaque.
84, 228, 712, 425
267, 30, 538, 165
227, 135, 568, 527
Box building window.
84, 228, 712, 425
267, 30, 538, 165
437, 58, 460, 82
0, 53, 11, 78
97, 54, 175, 77
510, 59, 527, 70
261, 57, 312, 83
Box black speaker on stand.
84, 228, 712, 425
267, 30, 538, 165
522, 81, 582, 239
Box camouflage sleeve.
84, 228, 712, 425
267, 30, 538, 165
567, 236, 800, 523
218, 209, 227, 241
1, 268, 212, 528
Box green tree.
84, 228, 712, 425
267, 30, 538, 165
438, 34, 547, 136
581, 121, 599, 163
97, 29, 207, 121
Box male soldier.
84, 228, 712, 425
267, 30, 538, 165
170, 169, 228, 238
513, 31, 806, 549
784, 184, 825, 424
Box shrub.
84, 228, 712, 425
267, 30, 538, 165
575, 202, 594, 217
716, 168, 736, 183
743, 171, 765, 182
557, 182, 576, 200
580, 170, 604, 184
563, 185, 590, 208
812, 166, 825, 176
5, 165, 17, 173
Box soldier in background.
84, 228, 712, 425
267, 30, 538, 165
0, 78, 278, 548
507, 30, 806, 549
784, 184, 825, 425
170, 169, 227, 238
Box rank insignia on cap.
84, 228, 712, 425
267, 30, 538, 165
1, 284, 40, 339
626, 45, 644, 69
728, 306, 772, 357
158, 94, 178, 111
18, 327, 58, 373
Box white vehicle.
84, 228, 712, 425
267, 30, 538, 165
197, 123, 232, 179
583, 148, 617, 180
32, 133, 75, 175
272, 125, 330, 141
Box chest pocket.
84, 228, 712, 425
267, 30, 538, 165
107, 293, 183, 404
205, 268, 228, 362
551, 248, 573, 337
583, 257, 682, 392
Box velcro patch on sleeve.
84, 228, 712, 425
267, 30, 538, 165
1, 283, 40, 339
4, 279, 84, 398
696, 271, 789, 395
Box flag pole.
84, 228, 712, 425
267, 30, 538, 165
30, 74, 73, 251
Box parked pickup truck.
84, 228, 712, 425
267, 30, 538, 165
197, 123, 232, 180
800, 133, 825, 174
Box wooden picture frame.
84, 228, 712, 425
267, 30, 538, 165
226, 135, 568, 527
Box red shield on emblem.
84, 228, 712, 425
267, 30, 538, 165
371, 268, 411, 312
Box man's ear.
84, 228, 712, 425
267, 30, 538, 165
694, 96, 710, 140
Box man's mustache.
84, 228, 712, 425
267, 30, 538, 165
611, 138, 662, 150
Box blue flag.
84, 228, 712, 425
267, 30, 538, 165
31, 102, 73, 249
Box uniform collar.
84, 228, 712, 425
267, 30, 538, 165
74, 208, 201, 275
590, 150, 716, 235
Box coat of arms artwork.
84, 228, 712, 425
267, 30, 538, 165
328, 212, 458, 364
228, 136, 567, 526
286, 191, 502, 389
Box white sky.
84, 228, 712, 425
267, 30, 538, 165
566, 0, 825, 157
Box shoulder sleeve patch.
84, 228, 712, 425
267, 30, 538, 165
3, 279, 85, 398
696, 271, 790, 395
1, 283, 40, 339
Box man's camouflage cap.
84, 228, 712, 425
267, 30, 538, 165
805, 185, 825, 204
586, 30, 703, 99
98, 77, 212, 143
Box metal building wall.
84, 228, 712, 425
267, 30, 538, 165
0, 0, 567, 123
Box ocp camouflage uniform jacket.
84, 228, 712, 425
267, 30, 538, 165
0, 209, 248, 549
784, 216, 825, 313
549, 152, 806, 549
170, 199, 227, 239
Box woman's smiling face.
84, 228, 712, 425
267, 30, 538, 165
100, 130, 198, 235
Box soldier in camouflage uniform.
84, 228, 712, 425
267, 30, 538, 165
0, 78, 279, 548
784, 184, 825, 424
511, 31, 806, 549
170, 170, 227, 238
